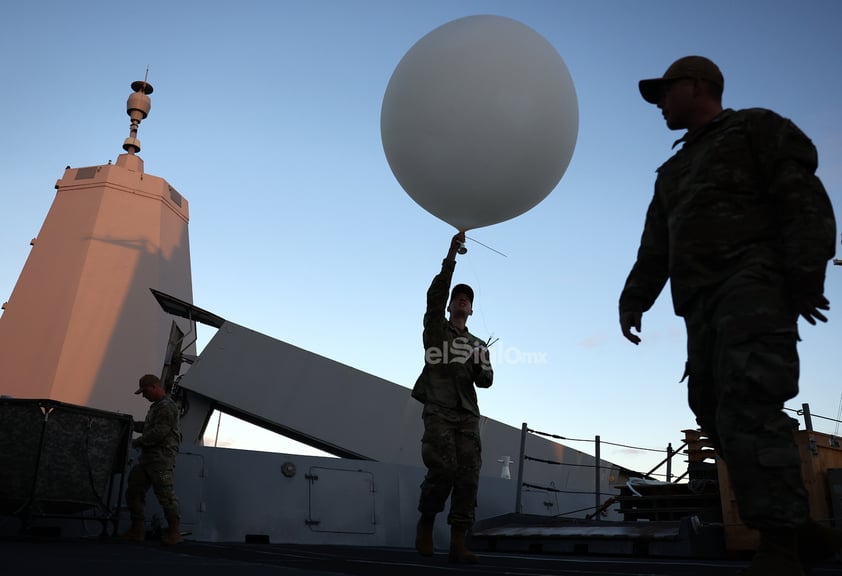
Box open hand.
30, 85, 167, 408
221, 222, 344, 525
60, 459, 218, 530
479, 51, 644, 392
795, 294, 830, 325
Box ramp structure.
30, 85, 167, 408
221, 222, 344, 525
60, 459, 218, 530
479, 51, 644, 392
154, 292, 626, 514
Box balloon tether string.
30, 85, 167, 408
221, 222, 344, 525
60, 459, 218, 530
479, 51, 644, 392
466, 235, 507, 257
458, 238, 498, 342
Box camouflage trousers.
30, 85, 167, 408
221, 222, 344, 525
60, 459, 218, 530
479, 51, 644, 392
683, 273, 808, 529
125, 458, 180, 521
418, 403, 482, 528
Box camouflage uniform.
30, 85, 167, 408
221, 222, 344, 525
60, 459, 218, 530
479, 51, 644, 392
412, 258, 493, 527
125, 394, 182, 522
620, 108, 836, 529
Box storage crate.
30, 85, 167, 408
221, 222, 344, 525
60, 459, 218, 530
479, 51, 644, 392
717, 430, 842, 552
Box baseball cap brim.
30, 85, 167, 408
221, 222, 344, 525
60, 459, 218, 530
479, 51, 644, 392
639, 78, 666, 104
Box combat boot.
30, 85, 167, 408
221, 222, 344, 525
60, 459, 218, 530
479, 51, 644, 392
415, 514, 435, 557
741, 528, 804, 576
797, 519, 842, 574
161, 514, 183, 546
448, 524, 478, 564
118, 520, 145, 542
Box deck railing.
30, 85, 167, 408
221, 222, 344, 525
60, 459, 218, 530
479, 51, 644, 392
513, 402, 841, 519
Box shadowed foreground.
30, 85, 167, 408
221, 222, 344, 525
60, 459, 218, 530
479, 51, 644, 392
5, 537, 842, 576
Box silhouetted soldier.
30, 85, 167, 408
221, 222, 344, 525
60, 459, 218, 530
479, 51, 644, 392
412, 231, 493, 564
620, 56, 838, 576
119, 374, 183, 545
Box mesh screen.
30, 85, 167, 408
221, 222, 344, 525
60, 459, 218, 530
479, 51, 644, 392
0, 399, 132, 515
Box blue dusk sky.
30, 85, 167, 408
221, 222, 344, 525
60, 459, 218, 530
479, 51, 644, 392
1, 0, 841, 476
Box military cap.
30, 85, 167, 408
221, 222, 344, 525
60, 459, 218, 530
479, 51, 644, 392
639, 55, 724, 104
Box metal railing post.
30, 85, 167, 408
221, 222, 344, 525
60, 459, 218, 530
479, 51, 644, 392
802, 403, 813, 431
594, 435, 601, 520
515, 422, 527, 514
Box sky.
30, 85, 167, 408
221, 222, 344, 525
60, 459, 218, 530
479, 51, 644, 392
2, 0, 841, 479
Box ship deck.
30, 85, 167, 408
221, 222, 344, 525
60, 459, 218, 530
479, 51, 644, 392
5, 536, 842, 576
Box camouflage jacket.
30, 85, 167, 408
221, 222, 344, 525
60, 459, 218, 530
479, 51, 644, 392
411, 258, 493, 416
136, 394, 181, 464
620, 108, 836, 316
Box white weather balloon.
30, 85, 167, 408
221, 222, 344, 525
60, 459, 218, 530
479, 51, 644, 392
381, 15, 579, 231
